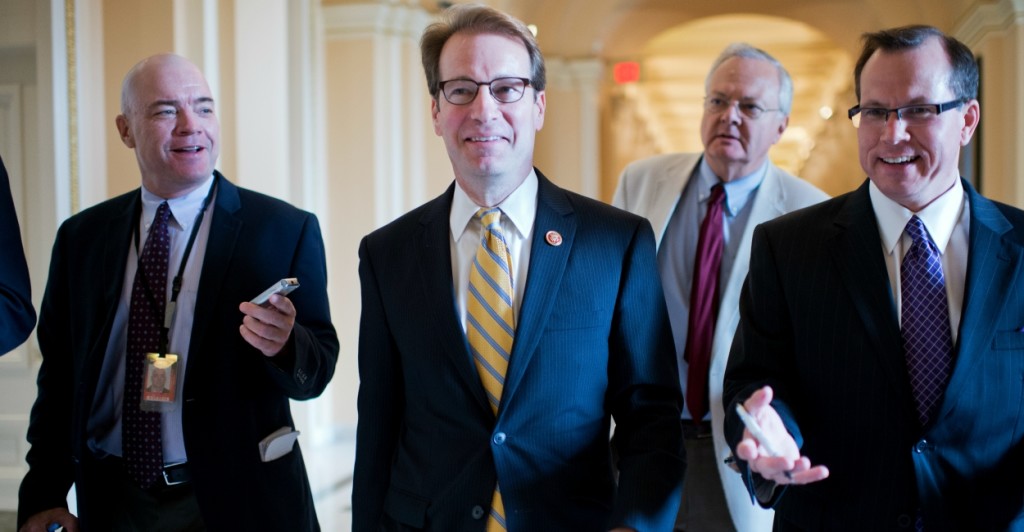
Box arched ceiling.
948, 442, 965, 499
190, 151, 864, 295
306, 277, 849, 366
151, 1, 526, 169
421, 0, 994, 176
500, 0, 988, 59
512, 0, 987, 172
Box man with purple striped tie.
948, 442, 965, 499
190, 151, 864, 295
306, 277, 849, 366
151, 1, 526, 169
353, 5, 684, 531
724, 25, 1024, 531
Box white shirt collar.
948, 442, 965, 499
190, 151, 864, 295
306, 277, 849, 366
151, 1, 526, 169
870, 179, 965, 255
140, 175, 216, 232
450, 170, 538, 242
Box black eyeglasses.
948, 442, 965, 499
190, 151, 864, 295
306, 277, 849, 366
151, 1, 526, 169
847, 99, 965, 128
439, 77, 532, 105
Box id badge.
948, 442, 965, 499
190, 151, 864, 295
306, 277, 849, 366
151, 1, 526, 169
141, 353, 179, 412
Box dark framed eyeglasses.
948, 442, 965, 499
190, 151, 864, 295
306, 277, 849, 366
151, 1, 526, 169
847, 99, 965, 128
439, 77, 532, 105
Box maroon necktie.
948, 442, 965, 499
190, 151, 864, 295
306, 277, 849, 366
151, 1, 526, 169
901, 216, 953, 426
123, 201, 170, 488
684, 184, 725, 423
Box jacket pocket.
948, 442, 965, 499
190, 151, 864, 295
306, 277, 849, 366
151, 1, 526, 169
384, 486, 429, 528
993, 329, 1024, 350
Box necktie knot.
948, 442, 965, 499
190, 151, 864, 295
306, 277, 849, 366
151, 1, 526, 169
155, 201, 171, 225
477, 207, 502, 228
708, 183, 726, 208
905, 215, 932, 246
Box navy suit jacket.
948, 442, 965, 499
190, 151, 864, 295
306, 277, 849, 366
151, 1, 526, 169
0, 153, 36, 354
18, 173, 339, 531
724, 180, 1024, 531
353, 170, 685, 531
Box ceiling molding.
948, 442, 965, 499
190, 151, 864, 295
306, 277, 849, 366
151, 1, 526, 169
955, 0, 1024, 47
323, 3, 431, 40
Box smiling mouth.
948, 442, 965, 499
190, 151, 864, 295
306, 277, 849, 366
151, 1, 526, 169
881, 155, 918, 164
467, 136, 503, 142
172, 146, 204, 153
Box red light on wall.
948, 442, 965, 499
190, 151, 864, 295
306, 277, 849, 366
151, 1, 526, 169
613, 61, 640, 84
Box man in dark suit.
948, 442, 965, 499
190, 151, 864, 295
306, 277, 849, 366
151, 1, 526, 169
0, 153, 36, 355
352, 5, 684, 531
723, 25, 1024, 531
18, 53, 338, 531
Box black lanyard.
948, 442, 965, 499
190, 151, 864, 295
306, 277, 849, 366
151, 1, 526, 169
133, 175, 219, 356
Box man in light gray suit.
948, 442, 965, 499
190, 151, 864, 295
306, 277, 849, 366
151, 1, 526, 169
613, 43, 827, 532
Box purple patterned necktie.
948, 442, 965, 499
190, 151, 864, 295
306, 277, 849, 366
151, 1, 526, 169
684, 183, 725, 423
123, 201, 170, 487
901, 215, 953, 426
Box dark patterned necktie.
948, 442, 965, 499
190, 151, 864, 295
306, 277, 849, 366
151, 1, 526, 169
901, 216, 953, 426
123, 201, 171, 487
684, 183, 725, 422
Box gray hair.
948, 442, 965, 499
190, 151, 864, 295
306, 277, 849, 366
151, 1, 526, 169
705, 43, 793, 115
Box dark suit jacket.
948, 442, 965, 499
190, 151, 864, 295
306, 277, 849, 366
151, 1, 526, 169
724, 179, 1024, 531
353, 170, 685, 531
0, 153, 36, 354
18, 173, 339, 531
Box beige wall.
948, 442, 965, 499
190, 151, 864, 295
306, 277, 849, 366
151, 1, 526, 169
963, 17, 1024, 206
102, 0, 175, 198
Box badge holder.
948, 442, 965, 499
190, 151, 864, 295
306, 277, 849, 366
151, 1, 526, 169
140, 353, 179, 412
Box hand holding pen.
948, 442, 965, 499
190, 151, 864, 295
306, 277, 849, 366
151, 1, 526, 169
735, 386, 830, 486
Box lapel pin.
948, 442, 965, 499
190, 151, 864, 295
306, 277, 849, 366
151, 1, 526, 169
545, 230, 562, 246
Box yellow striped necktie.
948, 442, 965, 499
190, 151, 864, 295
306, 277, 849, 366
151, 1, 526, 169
467, 207, 514, 531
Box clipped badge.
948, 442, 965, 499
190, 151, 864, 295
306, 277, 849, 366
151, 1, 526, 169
141, 353, 179, 411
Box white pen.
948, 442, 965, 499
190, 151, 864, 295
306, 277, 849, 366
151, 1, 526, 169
736, 403, 792, 480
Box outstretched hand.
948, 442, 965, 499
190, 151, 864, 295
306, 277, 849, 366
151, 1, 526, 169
736, 386, 829, 486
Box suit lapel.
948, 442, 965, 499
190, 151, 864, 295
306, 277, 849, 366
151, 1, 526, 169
828, 182, 908, 391
416, 185, 493, 412
501, 172, 575, 409
942, 181, 1021, 412
88, 193, 139, 375
190, 173, 242, 364
649, 156, 699, 246
716, 165, 787, 339
102, 194, 139, 315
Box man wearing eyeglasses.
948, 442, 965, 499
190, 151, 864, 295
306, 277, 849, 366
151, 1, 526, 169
612, 43, 827, 532
724, 26, 1024, 530
353, 4, 684, 532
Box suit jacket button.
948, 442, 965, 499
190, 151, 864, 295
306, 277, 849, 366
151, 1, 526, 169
896, 514, 912, 528
471, 505, 485, 519
492, 432, 506, 445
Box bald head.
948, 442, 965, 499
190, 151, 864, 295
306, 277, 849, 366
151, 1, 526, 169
120, 54, 206, 116
115, 53, 220, 198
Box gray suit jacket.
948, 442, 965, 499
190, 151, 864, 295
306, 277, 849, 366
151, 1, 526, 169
613, 153, 827, 532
